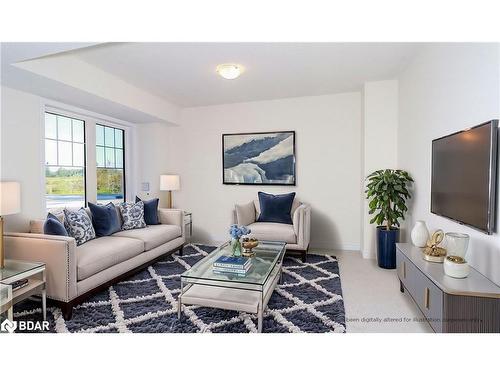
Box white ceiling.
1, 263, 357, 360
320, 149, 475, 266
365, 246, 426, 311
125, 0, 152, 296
1, 43, 173, 124
75, 43, 423, 107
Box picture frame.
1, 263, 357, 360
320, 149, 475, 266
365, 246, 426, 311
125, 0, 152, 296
222, 131, 296, 186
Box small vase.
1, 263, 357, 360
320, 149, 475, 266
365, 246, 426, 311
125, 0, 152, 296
411, 220, 429, 248
231, 238, 242, 257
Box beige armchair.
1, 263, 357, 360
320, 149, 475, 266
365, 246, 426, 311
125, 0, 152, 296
232, 198, 311, 261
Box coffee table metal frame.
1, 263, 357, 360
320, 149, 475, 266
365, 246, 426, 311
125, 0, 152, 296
178, 241, 286, 332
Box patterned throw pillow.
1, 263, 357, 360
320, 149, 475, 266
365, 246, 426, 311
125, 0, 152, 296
119, 201, 147, 230
63, 208, 96, 246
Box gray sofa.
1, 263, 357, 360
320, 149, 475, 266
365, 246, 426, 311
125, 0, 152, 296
4, 208, 185, 319
232, 198, 311, 261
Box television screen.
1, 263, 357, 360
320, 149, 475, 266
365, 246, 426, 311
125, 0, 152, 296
431, 120, 498, 234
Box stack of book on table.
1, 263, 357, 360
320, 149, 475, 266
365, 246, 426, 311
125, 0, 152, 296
213, 256, 252, 276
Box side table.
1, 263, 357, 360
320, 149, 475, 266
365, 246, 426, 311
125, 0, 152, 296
0, 260, 46, 322
0, 283, 13, 321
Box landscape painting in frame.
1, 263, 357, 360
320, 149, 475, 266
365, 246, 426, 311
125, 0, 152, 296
223, 131, 296, 185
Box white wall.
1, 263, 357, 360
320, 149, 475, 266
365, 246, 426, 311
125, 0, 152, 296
398, 43, 500, 285
171, 93, 362, 250
1, 86, 45, 232
135, 122, 175, 207
361, 80, 399, 258
0, 86, 171, 232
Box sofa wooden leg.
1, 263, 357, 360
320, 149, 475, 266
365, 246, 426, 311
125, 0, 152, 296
178, 245, 184, 256
301, 252, 307, 263
61, 303, 73, 321
400, 280, 405, 293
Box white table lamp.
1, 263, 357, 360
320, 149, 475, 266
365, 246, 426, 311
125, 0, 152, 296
0, 182, 21, 268
160, 175, 180, 208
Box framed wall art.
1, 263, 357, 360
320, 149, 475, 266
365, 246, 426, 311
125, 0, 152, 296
222, 131, 296, 185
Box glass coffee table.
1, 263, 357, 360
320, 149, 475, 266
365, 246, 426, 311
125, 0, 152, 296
178, 240, 286, 332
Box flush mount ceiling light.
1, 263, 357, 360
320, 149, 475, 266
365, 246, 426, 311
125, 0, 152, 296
216, 63, 243, 79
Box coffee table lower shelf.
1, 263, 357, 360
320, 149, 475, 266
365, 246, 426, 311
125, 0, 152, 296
178, 271, 281, 333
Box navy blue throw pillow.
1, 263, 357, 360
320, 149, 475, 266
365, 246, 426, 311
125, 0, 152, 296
43, 213, 69, 236
88, 202, 121, 237
135, 196, 160, 225
257, 192, 296, 224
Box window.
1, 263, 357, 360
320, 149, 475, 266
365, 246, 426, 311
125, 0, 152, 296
96, 124, 125, 204
44, 112, 86, 209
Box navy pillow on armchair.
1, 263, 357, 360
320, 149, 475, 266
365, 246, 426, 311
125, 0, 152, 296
135, 196, 160, 225
257, 191, 296, 224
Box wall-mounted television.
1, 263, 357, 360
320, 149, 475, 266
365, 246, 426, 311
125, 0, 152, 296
431, 120, 499, 234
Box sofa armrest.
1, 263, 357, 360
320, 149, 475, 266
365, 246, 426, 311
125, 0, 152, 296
292, 204, 311, 250
4, 232, 77, 302
158, 209, 185, 240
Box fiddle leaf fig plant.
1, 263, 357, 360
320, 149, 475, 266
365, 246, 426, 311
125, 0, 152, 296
365, 169, 414, 230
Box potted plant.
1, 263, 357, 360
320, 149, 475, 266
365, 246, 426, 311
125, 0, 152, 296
365, 169, 413, 269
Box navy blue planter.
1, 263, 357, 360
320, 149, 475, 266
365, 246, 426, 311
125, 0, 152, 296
376, 226, 400, 269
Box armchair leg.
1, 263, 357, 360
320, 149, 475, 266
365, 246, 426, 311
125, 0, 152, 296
301, 252, 307, 263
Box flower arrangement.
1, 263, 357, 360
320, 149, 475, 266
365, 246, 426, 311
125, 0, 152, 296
229, 224, 250, 240
229, 224, 251, 256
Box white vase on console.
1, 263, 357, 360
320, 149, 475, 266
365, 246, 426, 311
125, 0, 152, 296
411, 220, 429, 248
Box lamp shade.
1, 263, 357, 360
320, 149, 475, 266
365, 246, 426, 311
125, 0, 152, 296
0, 181, 21, 216
160, 175, 180, 191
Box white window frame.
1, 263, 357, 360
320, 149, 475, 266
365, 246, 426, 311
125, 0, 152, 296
95, 123, 127, 204
40, 99, 137, 210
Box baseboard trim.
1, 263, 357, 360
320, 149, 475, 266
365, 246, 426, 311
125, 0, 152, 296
310, 242, 360, 252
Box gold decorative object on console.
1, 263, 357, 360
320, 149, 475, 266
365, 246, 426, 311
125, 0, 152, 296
241, 238, 259, 257
422, 229, 447, 263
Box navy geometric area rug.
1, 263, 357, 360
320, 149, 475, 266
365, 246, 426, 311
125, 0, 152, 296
14, 243, 346, 333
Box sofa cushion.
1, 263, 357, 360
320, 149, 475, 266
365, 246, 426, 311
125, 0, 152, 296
88, 202, 121, 237
247, 222, 296, 244
112, 224, 181, 251
257, 191, 296, 224
77, 236, 144, 281
30, 220, 45, 234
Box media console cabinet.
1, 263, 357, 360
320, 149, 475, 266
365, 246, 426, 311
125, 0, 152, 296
396, 243, 500, 333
